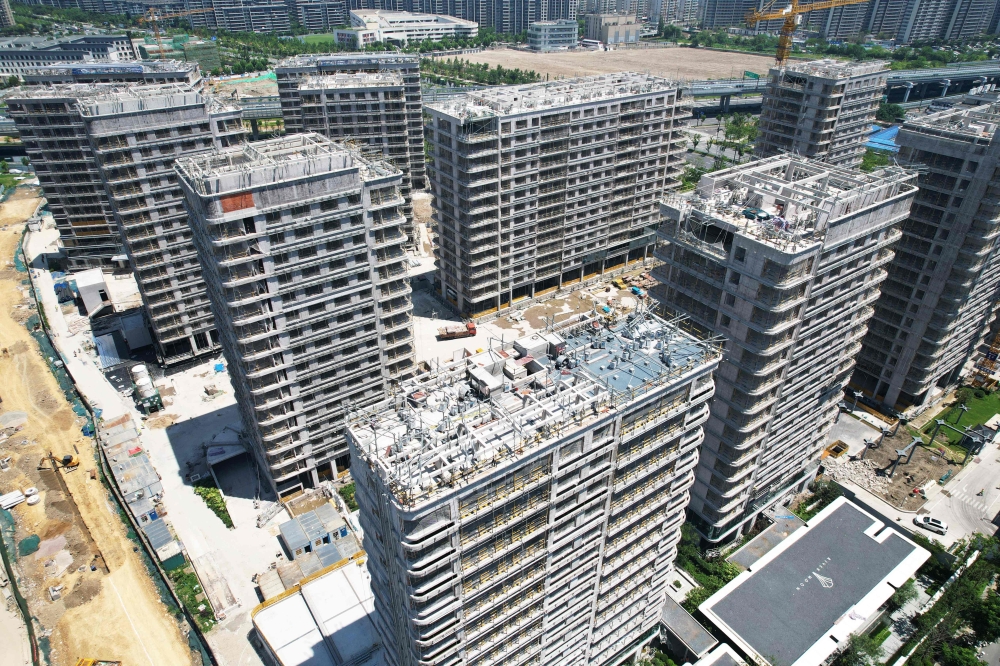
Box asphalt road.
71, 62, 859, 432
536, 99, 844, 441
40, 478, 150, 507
920, 437, 1000, 542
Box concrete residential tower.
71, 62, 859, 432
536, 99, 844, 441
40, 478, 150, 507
10, 61, 203, 271
176, 134, 415, 495
9, 84, 245, 365
425, 73, 689, 319
276, 53, 425, 244
653, 156, 917, 542
853, 105, 1000, 411
755, 60, 888, 169
347, 311, 720, 666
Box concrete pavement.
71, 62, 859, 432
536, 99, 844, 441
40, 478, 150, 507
920, 436, 1000, 544
0, 603, 31, 666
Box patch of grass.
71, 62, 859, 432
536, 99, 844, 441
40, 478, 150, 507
871, 624, 892, 645
168, 565, 215, 633
193, 478, 234, 528
300, 33, 338, 45
338, 483, 358, 512
921, 389, 1000, 446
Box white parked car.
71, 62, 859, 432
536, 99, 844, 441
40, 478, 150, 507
913, 516, 948, 535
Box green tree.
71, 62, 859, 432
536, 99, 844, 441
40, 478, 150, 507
832, 634, 884, 666
940, 645, 984, 666
20, 156, 29, 167
888, 579, 918, 611
861, 149, 891, 173
658, 17, 665, 36
964, 590, 1000, 644
876, 102, 906, 122
681, 586, 713, 613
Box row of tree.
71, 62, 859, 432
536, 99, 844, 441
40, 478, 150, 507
421, 57, 540, 86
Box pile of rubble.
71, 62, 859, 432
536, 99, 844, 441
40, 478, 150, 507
824, 456, 891, 495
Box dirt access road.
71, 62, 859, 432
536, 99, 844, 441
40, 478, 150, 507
450, 47, 777, 80
0, 191, 195, 666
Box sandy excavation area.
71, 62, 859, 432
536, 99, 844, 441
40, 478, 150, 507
0, 190, 195, 666
448, 47, 778, 81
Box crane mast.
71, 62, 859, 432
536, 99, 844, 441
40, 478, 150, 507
745, 0, 872, 66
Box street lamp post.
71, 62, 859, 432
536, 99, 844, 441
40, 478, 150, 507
928, 419, 946, 447
955, 403, 969, 427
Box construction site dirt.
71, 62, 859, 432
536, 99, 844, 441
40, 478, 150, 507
824, 423, 957, 512
0, 189, 196, 666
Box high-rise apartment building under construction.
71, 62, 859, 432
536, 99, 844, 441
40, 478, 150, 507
755, 60, 888, 169
347, 311, 720, 666
276, 53, 425, 245
176, 133, 415, 495
424, 73, 689, 319
853, 104, 1000, 411
653, 156, 916, 543
9, 83, 245, 365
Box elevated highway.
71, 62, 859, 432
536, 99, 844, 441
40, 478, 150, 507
233, 61, 1000, 121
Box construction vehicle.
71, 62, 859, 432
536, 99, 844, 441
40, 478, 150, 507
41, 452, 80, 472
437, 322, 477, 340
75, 660, 123, 666
138, 8, 212, 60
746, 0, 871, 65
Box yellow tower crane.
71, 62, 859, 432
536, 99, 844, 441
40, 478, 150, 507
746, 0, 872, 66
138, 8, 214, 59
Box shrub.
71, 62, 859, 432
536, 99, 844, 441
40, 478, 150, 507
193, 478, 234, 528
338, 483, 359, 512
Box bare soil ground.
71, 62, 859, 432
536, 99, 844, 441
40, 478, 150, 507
0, 191, 194, 666
412, 192, 434, 255
454, 47, 777, 80
861, 428, 957, 511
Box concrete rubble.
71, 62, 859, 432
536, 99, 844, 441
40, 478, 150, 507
824, 456, 891, 495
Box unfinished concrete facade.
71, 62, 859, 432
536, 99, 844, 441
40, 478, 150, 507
853, 105, 1000, 411
425, 73, 689, 320
347, 311, 720, 666
176, 134, 416, 495
294, 72, 417, 243
10, 61, 202, 270
276, 53, 425, 243
9, 88, 120, 269
8, 83, 245, 365
755, 60, 888, 169
653, 157, 917, 543
79, 86, 245, 365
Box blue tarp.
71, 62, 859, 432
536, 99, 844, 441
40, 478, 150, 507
867, 124, 900, 153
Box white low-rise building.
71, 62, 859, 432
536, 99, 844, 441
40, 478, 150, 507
334, 10, 477, 47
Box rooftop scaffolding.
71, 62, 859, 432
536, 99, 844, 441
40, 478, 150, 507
662, 155, 916, 253
427, 72, 681, 119
348, 309, 721, 508
175, 132, 400, 195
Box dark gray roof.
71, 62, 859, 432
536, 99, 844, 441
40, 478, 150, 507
142, 518, 173, 550
660, 596, 718, 657
705, 501, 920, 666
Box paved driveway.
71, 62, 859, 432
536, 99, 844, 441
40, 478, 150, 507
920, 436, 1000, 543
